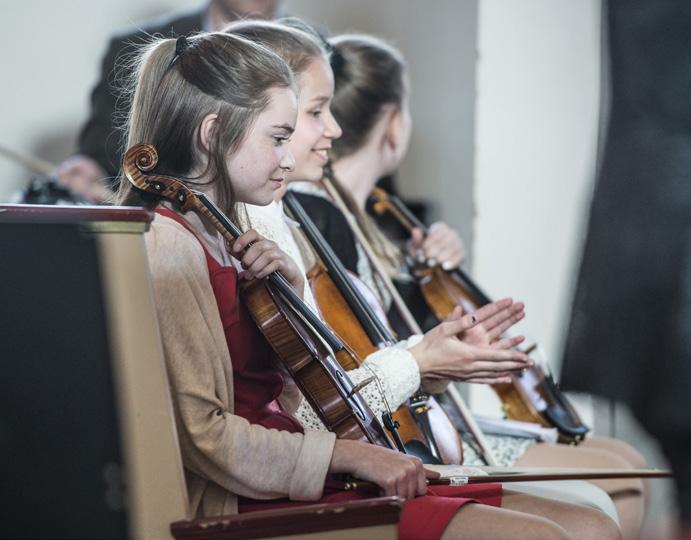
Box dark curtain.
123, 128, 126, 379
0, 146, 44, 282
562, 0, 691, 520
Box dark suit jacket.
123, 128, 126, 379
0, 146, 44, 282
77, 7, 205, 179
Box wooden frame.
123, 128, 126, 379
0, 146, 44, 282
171, 497, 403, 540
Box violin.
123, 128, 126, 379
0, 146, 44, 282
369, 186, 589, 444
122, 143, 395, 448
284, 191, 463, 465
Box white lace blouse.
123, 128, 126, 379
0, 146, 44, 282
241, 200, 423, 431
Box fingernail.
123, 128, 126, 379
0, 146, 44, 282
416, 250, 425, 263
426, 258, 437, 267
442, 261, 454, 271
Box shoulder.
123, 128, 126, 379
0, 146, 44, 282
146, 213, 208, 280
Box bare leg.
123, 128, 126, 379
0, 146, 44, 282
440, 502, 570, 540
516, 442, 645, 540
581, 436, 651, 501
439, 491, 621, 540
501, 490, 622, 540
581, 436, 649, 470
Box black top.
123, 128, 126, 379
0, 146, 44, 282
77, 8, 205, 180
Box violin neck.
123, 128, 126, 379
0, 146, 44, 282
284, 191, 395, 347
378, 191, 492, 306
387, 192, 428, 235
194, 193, 345, 352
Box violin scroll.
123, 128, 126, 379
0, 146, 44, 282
122, 143, 196, 212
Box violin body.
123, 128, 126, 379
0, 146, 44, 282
415, 266, 475, 322
370, 187, 589, 444
308, 262, 463, 464
240, 276, 390, 444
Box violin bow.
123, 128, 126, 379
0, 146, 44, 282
0, 144, 55, 176
319, 176, 499, 466
334, 466, 672, 491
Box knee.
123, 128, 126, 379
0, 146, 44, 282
529, 518, 572, 540
574, 508, 622, 540
592, 450, 646, 495
588, 437, 649, 469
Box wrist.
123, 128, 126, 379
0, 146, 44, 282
409, 338, 431, 377
329, 439, 360, 474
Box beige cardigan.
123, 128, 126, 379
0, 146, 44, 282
145, 213, 336, 518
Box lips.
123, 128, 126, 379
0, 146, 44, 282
313, 149, 329, 163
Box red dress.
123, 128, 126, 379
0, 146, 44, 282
159, 209, 503, 540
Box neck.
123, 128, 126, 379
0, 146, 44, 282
330, 148, 384, 210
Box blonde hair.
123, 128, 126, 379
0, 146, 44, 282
115, 32, 295, 220
224, 18, 328, 76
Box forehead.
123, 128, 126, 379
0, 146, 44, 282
254, 86, 298, 127
297, 57, 334, 101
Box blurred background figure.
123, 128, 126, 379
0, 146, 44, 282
563, 0, 691, 534
55, 0, 281, 202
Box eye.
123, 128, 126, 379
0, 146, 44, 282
310, 109, 322, 118
273, 136, 290, 147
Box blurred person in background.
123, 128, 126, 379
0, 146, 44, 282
54, 0, 281, 202
563, 0, 691, 535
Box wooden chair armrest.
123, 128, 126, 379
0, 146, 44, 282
170, 496, 403, 540
0, 204, 153, 224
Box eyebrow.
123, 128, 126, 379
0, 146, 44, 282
309, 95, 330, 104
272, 124, 295, 134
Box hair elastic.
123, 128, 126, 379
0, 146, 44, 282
166, 35, 189, 72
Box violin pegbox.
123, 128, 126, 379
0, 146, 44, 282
122, 143, 196, 212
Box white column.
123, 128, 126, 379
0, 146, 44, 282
470, 0, 602, 417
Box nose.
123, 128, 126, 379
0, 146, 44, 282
324, 112, 343, 140
280, 149, 295, 172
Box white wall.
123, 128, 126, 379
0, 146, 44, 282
469, 0, 602, 415
0, 0, 188, 202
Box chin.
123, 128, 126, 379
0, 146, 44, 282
245, 191, 274, 207
302, 164, 325, 183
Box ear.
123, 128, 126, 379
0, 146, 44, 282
198, 113, 219, 153
383, 108, 403, 152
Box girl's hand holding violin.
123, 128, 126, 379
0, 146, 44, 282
232, 229, 305, 297
409, 298, 532, 385
408, 223, 465, 270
